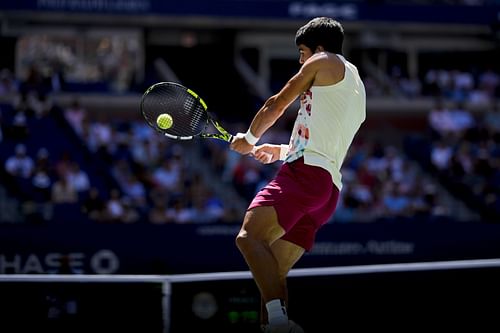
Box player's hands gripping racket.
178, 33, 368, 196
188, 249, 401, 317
140, 81, 271, 161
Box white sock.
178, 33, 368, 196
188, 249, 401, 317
266, 299, 288, 327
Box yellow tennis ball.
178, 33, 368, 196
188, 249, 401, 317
157, 113, 173, 130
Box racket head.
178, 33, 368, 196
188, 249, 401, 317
141, 81, 210, 140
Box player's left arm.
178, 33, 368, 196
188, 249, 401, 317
231, 56, 321, 155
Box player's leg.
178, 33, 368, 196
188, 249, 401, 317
236, 206, 286, 303
239, 158, 334, 331
236, 206, 305, 331
260, 238, 305, 329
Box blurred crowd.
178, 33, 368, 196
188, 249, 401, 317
364, 66, 500, 105
0, 66, 231, 224
15, 33, 140, 94
426, 97, 500, 220
1, 55, 499, 224
374, 0, 500, 4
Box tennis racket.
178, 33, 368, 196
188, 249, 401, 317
141, 81, 271, 159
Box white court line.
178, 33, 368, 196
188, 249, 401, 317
0, 274, 167, 283
170, 258, 500, 283
1, 258, 498, 283
288, 258, 500, 278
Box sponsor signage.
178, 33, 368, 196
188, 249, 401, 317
1, 222, 499, 274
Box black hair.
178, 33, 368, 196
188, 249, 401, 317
295, 17, 344, 54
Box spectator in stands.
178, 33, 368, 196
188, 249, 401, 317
449, 70, 474, 103
0, 68, 18, 96
428, 98, 455, 139
120, 196, 141, 223
449, 101, 475, 138
130, 137, 156, 167
66, 162, 91, 198
0, 113, 3, 144
231, 156, 262, 201
149, 199, 170, 224
81, 187, 105, 221
478, 68, 500, 101
120, 174, 146, 208
89, 114, 113, 156
104, 188, 125, 222
166, 197, 194, 224
53, 151, 75, 189
5, 144, 34, 179
34, 147, 52, 172
19, 65, 49, 99
484, 100, 500, 136
381, 181, 411, 218
152, 159, 180, 191
64, 97, 87, 136
431, 140, 453, 171
51, 175, 78, 204
190, 189, 225, 224
30, 93, 54, 119
31, 148, 53, 204
8, 109, 30, 141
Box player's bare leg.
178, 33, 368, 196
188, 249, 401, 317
236, 206, 285, 302
260, 238, 304, 330
235, 206, 305, 331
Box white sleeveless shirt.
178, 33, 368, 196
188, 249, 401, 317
284, 54, 366, 191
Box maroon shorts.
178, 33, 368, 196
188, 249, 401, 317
248, 157, 340, 251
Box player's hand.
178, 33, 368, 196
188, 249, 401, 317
253, 144, 280, 164
230, 133, 254, 155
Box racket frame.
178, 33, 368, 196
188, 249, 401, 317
141, 81, 233, 142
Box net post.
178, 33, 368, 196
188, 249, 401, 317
162, 279, 172, 333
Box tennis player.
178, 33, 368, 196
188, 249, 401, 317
230, 17, 366, 332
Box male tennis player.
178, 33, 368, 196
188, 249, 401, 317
230, 17, 366, 333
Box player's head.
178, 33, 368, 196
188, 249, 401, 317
295, 17, 344, 54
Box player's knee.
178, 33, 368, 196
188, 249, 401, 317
235, 231, 250, 251
235, 229, 264, 252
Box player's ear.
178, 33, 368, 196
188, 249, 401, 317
315, 45, 325, 53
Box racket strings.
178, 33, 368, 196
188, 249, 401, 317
141, 83, 209, 137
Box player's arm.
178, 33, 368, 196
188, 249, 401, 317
231, 57, 320, 154
248, 60, 318, 138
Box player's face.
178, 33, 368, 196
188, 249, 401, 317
298, 44, 313, 64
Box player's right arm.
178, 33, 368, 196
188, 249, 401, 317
230, 54, 322, 155
247, 60, 318, 139
230, 54, 328, 155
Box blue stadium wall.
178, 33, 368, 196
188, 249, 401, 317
1, 222, 499, 274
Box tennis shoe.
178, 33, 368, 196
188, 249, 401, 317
263, 320, 305, 333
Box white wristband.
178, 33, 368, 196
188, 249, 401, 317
244, 130, 260, 145
279, 144, 289, 161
